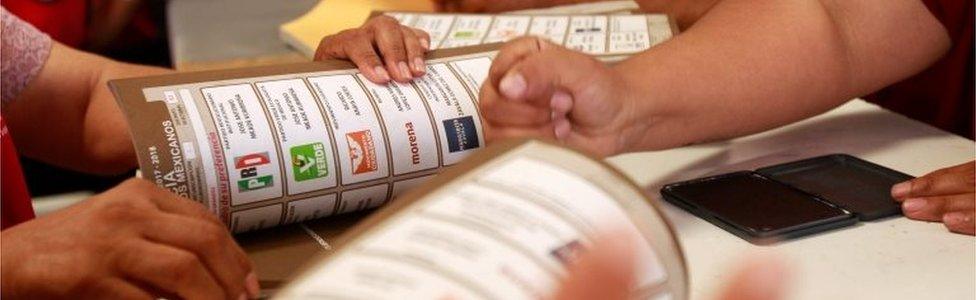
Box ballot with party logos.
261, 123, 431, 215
111, 45, 496, 233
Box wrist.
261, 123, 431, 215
608, 65, 660, 154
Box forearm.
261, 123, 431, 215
613, 0, 948, 152
4, 43, 170, 174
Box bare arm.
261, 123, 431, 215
480, 0, 950, 156
4, 43, 169, 175
617, 0, 949, 151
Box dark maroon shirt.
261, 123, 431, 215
866, 0, 975, 139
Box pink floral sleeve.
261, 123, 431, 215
1, 7, 52, 106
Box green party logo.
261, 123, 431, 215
291, 142, 329, 181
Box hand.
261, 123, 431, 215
550, 231, 789, 300
891, 161, 975, 235
0, 179, 259, 299
479, 37, 641, 157
315, 15, 431, 84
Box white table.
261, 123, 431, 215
608, 99, 975, 300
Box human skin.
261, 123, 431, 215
478, 0, 969, 234
480, 0, 948, 156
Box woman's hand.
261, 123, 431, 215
0, 179, 259, 299
315, 15, 431, 84
479, 37, 642, 157
892, 161, 975, 235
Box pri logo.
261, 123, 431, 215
346, 130, 378, 174
291, 142, 329, 182
443, 116, 479, 153
235, 152, 274, 192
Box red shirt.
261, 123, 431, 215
1, 117, 35, 229
866, 0, 975, 139
3, 0, 87, 47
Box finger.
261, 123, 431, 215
901, 194, 976, 221
489, 37, 548, 86
143, 214, 256, 299
717, 257, 791, 300
400, 27, 429, 76
499, 47, 599, 107
551, 90, 574, 115
481, 83, 550, 126
141, 190, 225, 228
551, 231, 636, 300
943, 211, 976, 235
88, 278, 154, 299
314, 35, 342, 61
480, 80, 550, 126
115, 179, 223, 226
371, 17, 413, 82
892, 166, 974, 199
411, 28, 432, 51
562, 130, 626, 158
115, 240, 225, 300
343, 31, 391, 84
485, 124, 556, 144
483, 101, 551, 126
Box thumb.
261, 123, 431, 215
551, 231, 637, 300
717, 256, 791, 300
498, 46, 602, 109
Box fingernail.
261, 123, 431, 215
421, 38, 430, 50
238, 293, 248, 300
551, 91, 573, 113
903, 198, 926, 212
245, 272, 260, 298
891, 182, 911, 198
499, 73, 527, 99
373, 66, 390, 82
554, 119, 571, 141
412, 57, 426, 74
398, 61, 412, 79
943, 212, 970, 225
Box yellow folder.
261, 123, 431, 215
280, 0, 435, 58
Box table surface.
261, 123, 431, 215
237, 99, 975, 299
607, 100, 975, 300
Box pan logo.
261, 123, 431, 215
443, 116, 479, 152
346, 130, 378, 174
235, 152, 274, 192
291, 142, 329, 181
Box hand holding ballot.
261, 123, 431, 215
892, 161, 976, 235
315, 15, 432, 84
0, 179, 258, 299
480, 37, 638, 157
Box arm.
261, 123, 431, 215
479, 0, 950, 156
616, 0, 950, 151
3, 43, 170, 175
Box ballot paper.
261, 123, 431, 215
386, 12, 676, 60
110, 46, 497, 233
276, 139, 689, 300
